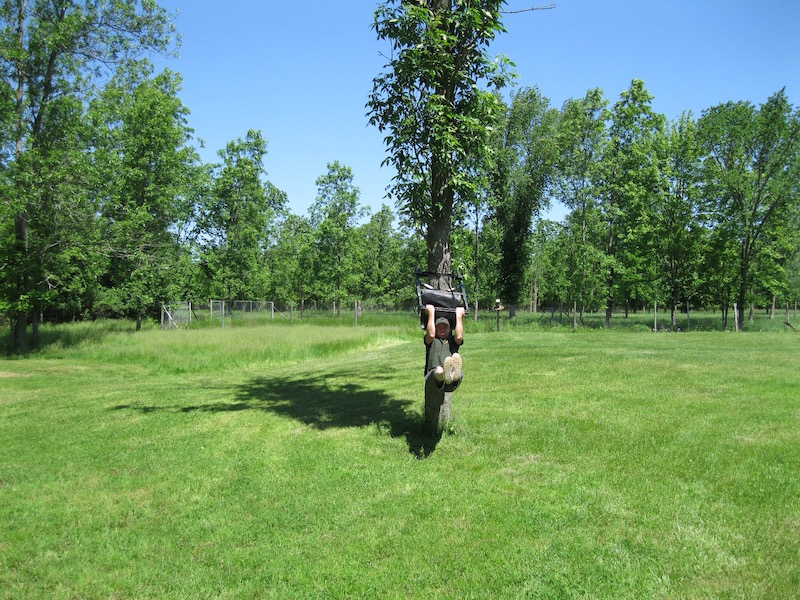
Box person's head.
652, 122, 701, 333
435, 316, 450, 339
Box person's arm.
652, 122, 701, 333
424, 304, 436, 345
454, 306, 465, 345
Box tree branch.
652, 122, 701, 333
502, 4, 556, 14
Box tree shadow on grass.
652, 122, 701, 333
114, 371, 442, 458
238, 372, 441, 458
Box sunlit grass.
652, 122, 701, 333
22, 320, 413, 374
1, 323, 798, 598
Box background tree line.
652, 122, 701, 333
2, 2, 799, 352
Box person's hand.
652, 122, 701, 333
455, 306, 465, 318
426, 304, 435, 316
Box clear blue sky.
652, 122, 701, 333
153, 0, 800, 222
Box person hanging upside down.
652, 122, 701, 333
424, 304, 464, 388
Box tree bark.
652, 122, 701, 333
425, 376, 452, 435
473, 202, 479, 322
12, 1, 29, 352
12, 213, 29, 351
425, 199, 453, 287
737, 246, 750, 330
424, 202, 454, 432
425, 135, 455, 432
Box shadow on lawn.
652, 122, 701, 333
115, 371, 442, 458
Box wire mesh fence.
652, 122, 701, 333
161, 301, 279, 329
159, 299, 797, 332
160, 300, 415, 329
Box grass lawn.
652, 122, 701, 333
1, 322, 798, 598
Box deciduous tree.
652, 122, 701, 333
197, 130, 284, 306
357, 204, 406, 307
368, 0, 512, 288
698, 89, 800, 329
0, 0, 175, 350
90, 62, 198, 329
555, 88, 608, 323
309, 161, 365, 315
490, 87, 559, 306
599, 79, 665, 324
269, 213, 314, 312
656, 112, 704, 326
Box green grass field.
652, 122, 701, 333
1, 320, 798, 598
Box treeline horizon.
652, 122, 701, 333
3, 3, 799, 350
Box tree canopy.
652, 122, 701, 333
367, 0, 512, 284
2, 3, 800, 345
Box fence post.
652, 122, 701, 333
654, 300, 658, 332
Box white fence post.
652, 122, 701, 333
654, 300, 658, 332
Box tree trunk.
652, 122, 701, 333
424, 157, 455, 435
13, 311, 27, 352
737, 252, 749, 330
474, 202, 479, 322
11, 3, 28, 352
424, 208, 453, 429
423, 0, 461, 434
425, 376, 452, 435
605, 263, 614, 326
426, 203, 453, 288
32, 307, 40, 347
425, 139, 455, 432
12, 213, 29, 352
529, 278, 533, 313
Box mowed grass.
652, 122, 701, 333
1, 322, 799, 598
